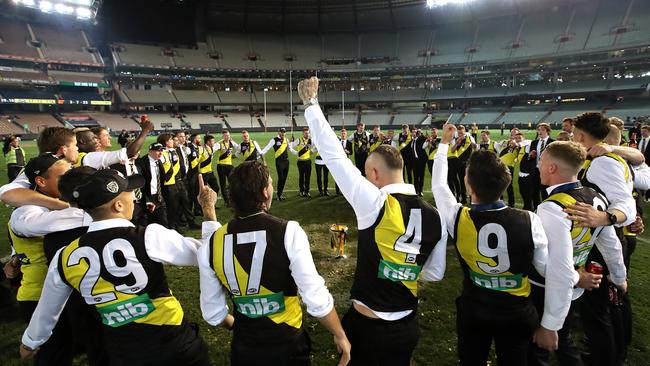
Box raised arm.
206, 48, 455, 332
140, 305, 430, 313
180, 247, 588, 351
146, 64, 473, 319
260, 138, 276, 155
299, 77, 385, 229
0, 173, 69, 209
126, 118, 154, 158
431, 124, 463, 236
589, 144, 644, 166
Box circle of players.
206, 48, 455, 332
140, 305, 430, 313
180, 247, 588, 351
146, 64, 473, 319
3, 78, 649, 366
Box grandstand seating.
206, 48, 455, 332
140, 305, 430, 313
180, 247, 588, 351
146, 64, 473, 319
392, 112, 427, 126
605, 104, 650, 120
86, 113, 141, 131
0, 69, 49, 82
461, 109, 504, 125
181, 113, 221, 129
0, 21, 40, 59
123, 89, 177, 104
50, 71, 105, 84
544, 104, 604, 123
173, 90, 219, 104
223, 113, 257, 128
209, 33, 253, 70
31, 24, 97, 64
12, 113, 62, 132
0, 89, 56, 101
217, 91, 254, 104
60, 114, 100, 128
174, 44, 217, 69
326, 110, 359, 127
0, 118, 25, 135
146, 113, 183, 131
114, 43, 173, 67
500, 106, 549, 125
59, 91, 105, 102
359, 111, 392, 126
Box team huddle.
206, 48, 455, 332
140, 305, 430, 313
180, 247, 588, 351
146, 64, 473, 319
1, 76, 647, 366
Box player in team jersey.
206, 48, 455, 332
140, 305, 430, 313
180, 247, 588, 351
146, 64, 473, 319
431, 124, 548, 366
216, 129, 239, 207
528, 141, 627, 365
20, 170, 225, 366
198, 134, 221, 198
300, 77, 447, 365
291, 127, 314, 197
235, 130, 263, 162
425, 127, 440, 176
0, 119, 153, 210
199, 161, 351, 365
261, 128, 297, 201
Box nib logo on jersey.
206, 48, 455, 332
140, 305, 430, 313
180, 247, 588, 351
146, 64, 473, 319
97, 294, 156, 327
469, 270, 523, 291
233, 292, 286, 318
378, 259, 422, 282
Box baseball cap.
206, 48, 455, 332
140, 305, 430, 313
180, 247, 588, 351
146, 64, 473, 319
279, 128, 286, 133
149, 142, 164, 151
73, 169, 145, 210
25, 153, 63, 187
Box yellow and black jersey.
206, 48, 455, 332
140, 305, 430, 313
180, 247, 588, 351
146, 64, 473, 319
397, 133, 412, 153
351, 194, 443, 312
240, 141, 260, 161
209, 213, 302, 341
73, 152, 88, 168
6, 146, 26, 167
579, 152, 630, 195
295, 137, 312, 161
427, 138, 441, 160
455, 135, 473, 161
58, 226, 184, 338
353, 132, 369, 155
187, 144, 201, 174
499, 145, 519, 168
479, 141, 496, 152
198, 145, 214, 174
161, 149, 180, 185
369, 134, 382, 152
8, 224, 46, 302
453, 203, 536, 305
218, 140, 235, 165
273, 137, 289, 161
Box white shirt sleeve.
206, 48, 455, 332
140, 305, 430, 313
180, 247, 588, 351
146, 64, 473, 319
21, 249, 73, 350
586, 158, 636, 226
536, 202, 576, 331
633, 163, 650, 190
0, 172, 30, 199
144, 221, 221, 266
10, 206, 88, 237
420, 214, 448, 282
260, 138, 276, 155
285, 221, 334, 318
304, 105, 385, 229
595, 226, 627, 286
82, 148, 129, 169
198, 239, 230, 326
431, 143, 463, 237
529, 211, 549, 278
253, 141, 262, 155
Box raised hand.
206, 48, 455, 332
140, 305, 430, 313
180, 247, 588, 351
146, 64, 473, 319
298, 76, 319, 105
197, 174, 217, 209
441, 124, 457, 145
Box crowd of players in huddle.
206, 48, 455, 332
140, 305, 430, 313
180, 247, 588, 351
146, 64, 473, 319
1, 76, 649, 366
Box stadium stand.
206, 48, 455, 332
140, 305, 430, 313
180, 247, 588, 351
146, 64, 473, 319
605, 103, 650, 121
285, 34, 321, 70
173, 43, 216, 69
0, 89, 56, 101
181, 113, 221, 129
359, 111, 392, 126
555, 80, 609, 94
86, 112, 141, 131
145, 113, 183, 131
123, 88, 177, 104
173, 90, 220, 104
0, 117, 25, 135
250, 34, 287, 70
12, 113, 62, 132
500, 106, 549, 125
59, 91, 105, 102
0, 21, 40, 59
60, 114, 100, 128
49, 71, 105, 84
392, 112, 427, 126
209, 33, 253, 70
393, 88, 427, 101
326, 110, 359, 127
113, 43, 173, 68
0, 69, 49, 82
216, 90, 254, 105
461, 109, 504, 125
31, 24, 98, 64
544, 104, 604, 123
223, 112, 256, 128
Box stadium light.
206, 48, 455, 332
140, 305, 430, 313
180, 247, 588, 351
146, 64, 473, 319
427, 0, 475, 8
55, 3, 74, 14
76, 6, 92, 18
39, 0, 53, 12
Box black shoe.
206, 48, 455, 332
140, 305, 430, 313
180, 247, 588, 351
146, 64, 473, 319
279, 194, 286, 201
324, 190, 330, 196
305, 192, 311, 198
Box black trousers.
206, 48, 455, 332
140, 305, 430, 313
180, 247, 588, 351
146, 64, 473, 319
504, 166, 516, 207
457, 295, 538, 366
403, 157, 414, 184
175, 177, 194, 225
162, 184, 180, 229
106, 322, 211, 366
427, 159, 433, 176
201, 172, 221, 197
297, 160, 312, 194
231, 329, 311, 366
530, 170, 543, 209
413, 158, 427, 195
342, 306, 419, 366
447, 158, 461, 200
217, 164, 234, 205
354, 152, 368, 177
315, 163, 329, 193
519, 175, 535, 211
528, 285, 583, 366
19, 301, 75, 366
275, 158, 290, 196
455, 159, 468, 203
7, 164, 22, 182
187, 172, 201, 215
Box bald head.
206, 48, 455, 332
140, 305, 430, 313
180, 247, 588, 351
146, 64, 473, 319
365, 145, 404, 188
539, 141, 587, 186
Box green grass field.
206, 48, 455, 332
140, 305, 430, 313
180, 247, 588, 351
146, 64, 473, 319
0, 129, 648, 365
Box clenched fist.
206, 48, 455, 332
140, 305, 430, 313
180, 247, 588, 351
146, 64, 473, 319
441, 124, 457, 145
298, 77, 319, 105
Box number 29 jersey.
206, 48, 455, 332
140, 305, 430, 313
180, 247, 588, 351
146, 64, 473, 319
453, 205, 537, 305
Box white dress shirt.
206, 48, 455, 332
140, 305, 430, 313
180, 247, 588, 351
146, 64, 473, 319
633, 163, 650, 190
234, 141, 263, 158
535, 183, 627, 331
260, 137, 298, 156
198, 220, 334, 326
148, 155, 160, 196
305, 105, 447, 320
431, 143, 548, 275
21, 218, 220, 350
10, 206, 91, 238
584, 155, 636, 226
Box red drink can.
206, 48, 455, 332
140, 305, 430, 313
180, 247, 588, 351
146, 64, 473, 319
586, 261, 603, 275
140, 115, 148, 123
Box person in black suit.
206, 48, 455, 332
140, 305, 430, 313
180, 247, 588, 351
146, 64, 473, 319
526, 123, 554, 208
336, 128, 353, 195
410, 128, 428, 196
135, 143, 168, 227
638, 125, 650, 161
174, 131, 199, 229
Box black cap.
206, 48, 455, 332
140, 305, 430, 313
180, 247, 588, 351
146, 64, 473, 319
279, 128, 286, 133
73, 169, 145, 210
25, 153, 63, 186
149, 142, 164, 151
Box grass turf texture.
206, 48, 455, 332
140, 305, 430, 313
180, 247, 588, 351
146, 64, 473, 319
0, 129, 648, 365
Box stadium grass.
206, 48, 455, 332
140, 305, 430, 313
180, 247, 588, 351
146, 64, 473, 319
0, 129, 648, 365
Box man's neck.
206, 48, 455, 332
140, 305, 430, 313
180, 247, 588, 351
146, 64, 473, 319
547, 175, 579, 187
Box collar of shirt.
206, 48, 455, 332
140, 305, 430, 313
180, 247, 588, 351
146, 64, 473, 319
148, 155, 158, 165
546, 181, 582, 196
88, 218, 135, 232
471, 200, 507, 212
379, 183, 416, 195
